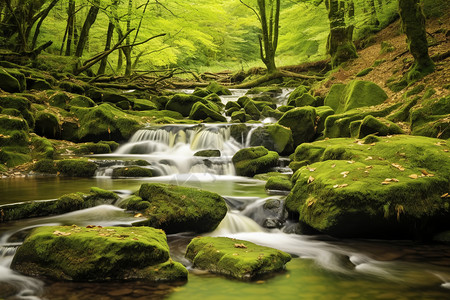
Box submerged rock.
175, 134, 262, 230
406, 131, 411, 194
185, 236, 291, 280
112, 166, 153, 178
11, 226, 187, 282
287, 135, 450, 239
56, 159, 97, 177
232, 146, 279, 177
132, 183, 227, 233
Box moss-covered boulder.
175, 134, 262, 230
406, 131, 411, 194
410, 96, 450, 139
166, 94, 209, 117
132, 183, 227, 233
185, 236, 291, 280
232, 146, 279, 177
31, 136, 55, 159
34, 111, 61, 139
74, 142, 112, 154
265, 175, 292, 192
102, 92, 129, 104
133, 99, 158, 111
32, 158, 57, 174
112, 166, 153, 178
0, 95, 34, 128
59, 81, 85, 94
189, 102, 226, 122
56, 159, 97, 177
287, 85, 309, 106
69, 95, 96, 108
277, 107, 317, 147
356, 115, 404, 138
0, 68, 21, 92
248, 124, 293, 155
0, 114, 31, 167
206, 81, 231, 96
315, 106, 335, 134
49, 92, 71, 109
243, 100, 261, 120
295, 93, 317, 107
286, 135, 450, 239
324, 81, 388, 114
11, 226, 187, 282
71, 103, 140, 142
194, 149, 221, 157
29, 79, 52, 91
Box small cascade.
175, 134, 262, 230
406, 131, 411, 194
210, 210, 264, 235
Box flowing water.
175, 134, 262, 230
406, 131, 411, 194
1, 89, 449, 299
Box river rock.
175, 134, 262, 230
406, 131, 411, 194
206, 81, 231, 96
232, 146, 279, 177
185, 236, 291, 280
286, 85, 309, 106
277, 106, 317, 147
11, 226, 188, 282
410, 95, 450, 139
34, 111, 61, 139
112, 166, 153, 178
132, 183, 227, 233
56, 159, 97, 177
189, 102, 226, 122
286, 135, 450, 239
0, 68, 21, 92
166, 94, 209, 117
248, 124, 294, 155
194, 149, 221, 157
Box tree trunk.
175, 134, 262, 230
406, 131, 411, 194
123, 0, 133, 76
75, 0, 100, 58
98, 21, 115, 75
31, 0, 60, 50
65, 0, 75, 56
367, 0, 380, 26
256, 0, 280, 74
398, 0, 434, 80
326, 0, 357, 67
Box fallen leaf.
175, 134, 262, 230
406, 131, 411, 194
340, 171, 349, 178
334, 184, 348, 188
391, 163, 405, 171
381, 181, 391, 185
365, 156, 373, 160
391, 178, 399, 182
444, 149, 449, 152
409, 174, 419, 179
134, 213, 143, 218
235, 243, 247, 249
86, 225, 96, 228
421, 169, 429, 176
366, 165, 373, 169
331, 164, 336, 168
307, 176, 315, 183
333, 184, 339, 188
370, 143, 376, 146
384, 178, 393, 182
53, 230, 71, 236
441, 193, 449, 198
307, 166, 316, 172
347, 160, 355, 164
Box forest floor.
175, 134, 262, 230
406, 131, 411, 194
315, 10, 450, 104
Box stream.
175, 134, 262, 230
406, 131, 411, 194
1, 89, 449, 299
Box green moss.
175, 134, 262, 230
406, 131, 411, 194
194, 149, 221, 157
0, 148, 31, 167
287, 85, 308, 106
49, 92, 71, 109
189, 102, 226, 122
380, 41, 395, 54
248, 124, 294, 155
133, 183, 227, 233
323, 84, 346, 112
32, 159, 57, 174
231, 110, 246, 123
387, 78, 408, 92
34, 111, 60, 139
247, 86, 282, 95
387, 97, 419, 122
315, 106, 335, 134
357, 115, 404, 138
233, 146, 279, 177
405, 84, 425, 98
410, 96, 450, 139
185, 236, 291, 280
294, 93, 317, 107
166, 94, 210, 117
277, 107, 317, 147
0, 68, 21, 92
206, 81, 231, 96
265, 176, 292, 191
286, 135, 450, 238
133, 99, 158, 111
69, 96, 96, 108
356, 68, 373, 77
75, 142, 111, 155
31, 136, 55, 159
10, 226, 186, 282
56, 159, 97, 177
112, 166, 153, 178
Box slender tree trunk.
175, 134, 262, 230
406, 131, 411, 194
398, 0, 434, 80
31, 0, 60, 49
65, 0, 75, 56
327, 0, 357, 67
256, 0, 280, 74
123, 0, 133, 76
367, 0, 380, 26
75, 0, 100, 58
98, 21, 115, 75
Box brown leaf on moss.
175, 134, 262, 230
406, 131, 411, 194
391, 163, 405, 171
307, 176, 315, 183
441, 193, 449, 198
409, 174, 419, 179
234, 243, 247, 249
53, 230, 71, 236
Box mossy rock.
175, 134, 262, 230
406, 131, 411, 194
133, 99, 158, 111
246, 86, 282, 95
231, 110, 246, 123
357, 115, 404, 138
225, 101, 241, 110
294, 93, 317, 108
206, 81, 231, 96
248, 124, 294, 155
189, 102, 226, 122
75, 142, 111, 154
32, 159, 57, 174
0, 96, 34, 128
324, 80, 387, 114
277, 107, 317, 147
286, 135, 450, 239
315, 106, 335, 134
102, 92, 129, 104
29, 79, 52, 91
112, 166, 153, 178
11, 226, 187, 282
243, 100, 261, 121
232, 146, 279, 177
71, 103, 140, 142
0, 114, 29, 133
0, 147, 31, 167
0, 68, 21, 92
193, 88, 212, 97
133, 183, 227, 234
410, 96, 450, 139
31, 136, 55, 159
265, 176, 292, 191
261, 106, 284, 120
387, 97, 419, 122
226, 106, 240, 116
278, 105, 294, 113
69, 95, 96, 108
185, 236, 291, 280
230, 124, 250, 143
194, 149, 221, 157
34, 111, 61, 139
6, 68, 26, 91
166, 94, 210, 117
59, 81, 85, 94
0, 130, 28, 147
49, 92, 71, 109
356, 68, 373, 77
287, 85, 308, 106
56, 159, 97, 177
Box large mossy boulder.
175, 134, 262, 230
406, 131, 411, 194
166, 94, 209, 117
71, 103, 140, 142
49, 92, 71, 109
277, 107, 317, 147
355, 115, 404, 138
132, 183, 227, 233
56, 159, 97, 177
232, 146, 279, 177
286, 135, 450, 239
287, 85, 309, 106
206, 81, 231, 96
189, 102, 226, 122
185, 236, 291, 280
324, 81, 388, 114
11, 226, 187, 282
410, 96, 450, 139
34, 111, 61, 139
248, 124, 294, 155
0, 68, 22, 92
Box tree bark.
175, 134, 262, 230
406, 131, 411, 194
98, 21, 115, 75
398, 0, 434, 80
75, 0, 100, 58
65, 0, 75, 56
31, 0, 60, 49
367, 0, 380, 26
